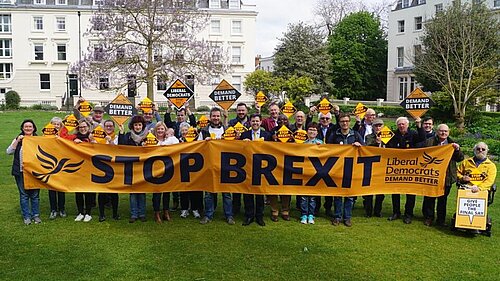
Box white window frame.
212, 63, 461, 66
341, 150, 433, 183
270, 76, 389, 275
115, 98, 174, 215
232, 75, 241, 91
56, 0, 67, 5
231, 46, 241, 64
0, 39, 11, 57
209, 0, 220, 9
34, 0, 46, 4
33, 16, 44, 31
34, 43, 44, 61
397, 47, 404, 67
399, 77, 408, 100
435, 3, 443, 13
99, 75, 110, 90
57, 44, 67, 61
157, 76, 167, 91
56, 17, 66, 31
414, 16, 422, 31
40, 73, 51, 90
0, 63, 12, 80
211, 19, 221, 34
93, 0, 104, 5
402, 0, 409, 8
229, 0, 240, 9
231, 20, 242, 35
0, 15, 11, 33
397, 20, 405, 33
494, 0, 500, 7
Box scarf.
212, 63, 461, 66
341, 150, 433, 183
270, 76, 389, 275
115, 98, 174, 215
130, 129, 148, 144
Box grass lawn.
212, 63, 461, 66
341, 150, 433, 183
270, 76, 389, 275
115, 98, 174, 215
0, 110, 499, 281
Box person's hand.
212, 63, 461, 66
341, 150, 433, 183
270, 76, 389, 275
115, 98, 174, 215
118, 124, 124, 134
352, 142, 362, 147
309, 106, 317, 115
184, 102, 192, 115
16, 135, 24, 142
355, 115, 361, 123
243, 138, 251, 142
78, 97, 85, 103
205, 137, 212, 141
471, 185, 479, 193
74, 139, 82, 144
463, 175, 471, 182
452, 143, 460, 150
222, 109, 228, 119
255, 103, 261, 113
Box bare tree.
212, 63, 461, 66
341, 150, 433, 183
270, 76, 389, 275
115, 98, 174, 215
74, 0, 229, 101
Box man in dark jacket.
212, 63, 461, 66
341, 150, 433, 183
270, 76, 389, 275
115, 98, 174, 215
164, 102, 197, 138
422, 124, 464, 226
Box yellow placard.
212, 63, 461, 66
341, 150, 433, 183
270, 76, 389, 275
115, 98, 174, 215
233, 122, 248, 134
223, 127, 236, 140
144, 132, 159, 146
140, 97, 153, 113
78, 101, 92, 117
318, 98, 333, 115
378, 126, 395, 144
276, 125, 292, 143
455, 189, 488, 230
255, 91, 268, 107
281, 101, 297, 119
62, 114, 78, 132
400, 88, 435, 119
91, 125, 107, 144
197, 115, 209, 129
184, 127, 198, 142
293, 129, 307, 144
42, 123, 58, 137
353, 102, 368, 119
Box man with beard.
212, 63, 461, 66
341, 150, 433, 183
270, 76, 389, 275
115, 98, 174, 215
422, 124, 464, 227
73, 97, 104, 129
228, 102, 251, 128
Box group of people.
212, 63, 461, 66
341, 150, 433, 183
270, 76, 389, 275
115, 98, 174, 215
7, 98, 496, 230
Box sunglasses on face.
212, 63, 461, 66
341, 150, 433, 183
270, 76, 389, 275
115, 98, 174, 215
476, 148, 486, 151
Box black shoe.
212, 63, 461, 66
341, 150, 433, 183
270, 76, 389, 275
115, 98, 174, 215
424, 218, 433, 226
139, 217, 147, 222
129, 218, 136, 223
99, 216, 106, 222
113, 214, 121, 220
388, 213, 401, 221
403, 216, 412, 224
256, 218, 266, 226
374, 213, 382, 218
242, 217, 254, 226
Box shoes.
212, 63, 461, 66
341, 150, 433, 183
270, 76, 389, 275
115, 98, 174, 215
331, 218, 341, 226
300, 215, 307, 224
373, 213, 382, 218
281, 214, 290, 221
388, 213, 401, 221
154, 212, 162, 224
83, 214, 92, 222
112, 214, 120, 220
192, 210, 201, 219
139, 216, 147, 222
270, 215, 278, 222
344, 219, 352, 227
129, 217, 136, 223
256, 217, 266, 226
365, 213, 372, 218
49, 211, 57, 220
403, 216, 412, 224
242, 217, 254, 226
227, 217, 235, 225
99, 216, 106, 222
435, 221, 447, 227
33, 216, 42, 224
180, 210, 189, 218
59, 210, 67, 218
308, 215, 315, 224
162, 210, 171, 221
23, 218, 31, 225
424, 218, 433, 226
74, 213, 85, 222
200, 217, 212, 224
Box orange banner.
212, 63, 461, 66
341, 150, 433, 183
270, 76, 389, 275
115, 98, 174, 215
22, 137, 454, 196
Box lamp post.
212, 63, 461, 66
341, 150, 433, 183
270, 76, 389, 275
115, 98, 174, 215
78, 11, 82, 98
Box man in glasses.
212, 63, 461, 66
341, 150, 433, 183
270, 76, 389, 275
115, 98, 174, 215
422, 124, 464, 227
458, 142, 496, 193
363, 118, 386, 218
142, 103, 162, 131
353, 108, 376, 143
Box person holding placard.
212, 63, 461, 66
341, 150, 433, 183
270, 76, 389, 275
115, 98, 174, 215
363, 118, 386, 218
164, 101, 197, 138
47, 117, 67, 220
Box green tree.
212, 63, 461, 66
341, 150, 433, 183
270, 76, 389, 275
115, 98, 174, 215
282, 75, 315, 104
243, 70, 281, 96
328, 11, 387, 100
414, 3, 500, 130
273, 22, 332, 96
5, 90, 20, 110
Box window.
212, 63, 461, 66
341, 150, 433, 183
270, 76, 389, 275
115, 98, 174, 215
231, 46, 241, 64
93, 16, 104, 31
417, 0, 426, 4
397, 20, 405, 33
435, 3, 443, 13
40, 73, 50, 90
94, 45, 104, 61
495, 0, 500, 7
410, 77, 416, 93
414, 17, 422, 31
209, 0, 220, 8
0, 15, 11, 33
116, 18, 124, 31
34, 0, 46, 4
33, 16, 43, 31
399, 77, 408, 100
229, 0, 240, 9
0, 39, 11, 57
34, 44, 44, 60
231, 20, 242, 34
57, 44, 66, 61
56, 0, 67, 5
397, 47, 404, 67
93, 0, 104, 5
0, 63, 12, 79
157, 76, 167, 91
99, 75, 109, 90
211, 19, 221, 34
116, 47, 125, 60
402, 0, 409, 8
232, 76, 241, 91
414, 44, 422, 60
56, 17, 66, 31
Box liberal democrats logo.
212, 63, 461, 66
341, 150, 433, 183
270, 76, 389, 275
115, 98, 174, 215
420, 152, 444, 168
32, 146, 84, 183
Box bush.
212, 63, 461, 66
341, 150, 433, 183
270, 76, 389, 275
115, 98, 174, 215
196, 105, 210, 112
30, 104, 59, 111
5, 90, 20, 110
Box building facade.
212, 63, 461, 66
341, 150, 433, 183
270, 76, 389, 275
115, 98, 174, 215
386, 0, 499, 103
0, 0, 257, 108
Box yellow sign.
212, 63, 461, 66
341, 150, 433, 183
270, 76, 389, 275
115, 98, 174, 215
163, 79, 195, 110
42, 123, 58, 137
209, 80, 241, 110
78, 101, 92, 117
455, 189, 488, 230
378, 126, 394, 145
139, 97, 153, 113
353, 103, 368, 119
318, 98, 333, 115
144, 132, 159, 146
197, 115, 209, 129
62, 114, 78, 132
184, 127, 198, 142
293, 129, 307, 144
104, 93, 137, 126
255, 91, 268, 107
223, 126, 236, 140
233, 122, 248, 134
22, 137, 455, 196
276, 125, 292, 143
91, 125, 107, 144
400, 88, 435, 119
281, 101, 297, 118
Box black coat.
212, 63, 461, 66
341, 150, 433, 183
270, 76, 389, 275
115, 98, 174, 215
240, 129, 273, 141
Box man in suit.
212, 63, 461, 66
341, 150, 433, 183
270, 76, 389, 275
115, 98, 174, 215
239, 113, 272, 226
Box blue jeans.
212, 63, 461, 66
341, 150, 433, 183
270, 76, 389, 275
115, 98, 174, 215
130, 193, 146, 218
15, 175, 40, 219
204, 192, 232, 219
334, 196, 354, 220
300, 196, 316, 216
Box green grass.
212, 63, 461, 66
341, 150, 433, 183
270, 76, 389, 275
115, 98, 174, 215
0, 110, 499, 281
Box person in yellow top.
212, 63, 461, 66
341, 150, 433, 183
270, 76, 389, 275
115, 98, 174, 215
457, 142, 497, 192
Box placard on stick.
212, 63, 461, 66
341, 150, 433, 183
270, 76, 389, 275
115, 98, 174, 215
255, 91, 268, 107
104, 93, 137, 126
455, 189, 488, 230
164, 79, 194, 110
209, 80, 241, 110
400, 88, 435, 119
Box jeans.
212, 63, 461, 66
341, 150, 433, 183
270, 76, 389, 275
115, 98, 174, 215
15, 175, 40, 219
300, 196, 316, 216
204, 192, 232, 219
130, 193, 146, 219
49, 190, 65, 212
152, 192, 170, 212
334, 196, 354, 220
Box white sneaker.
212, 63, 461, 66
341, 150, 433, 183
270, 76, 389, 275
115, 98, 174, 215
83, 214, 92, 222
180, 210, 189, 218
74, 213, 84, 222
192, 210, 201, 219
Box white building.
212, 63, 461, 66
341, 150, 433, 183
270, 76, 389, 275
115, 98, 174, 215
0, 0, 257, 108
386, 0, 499, 102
